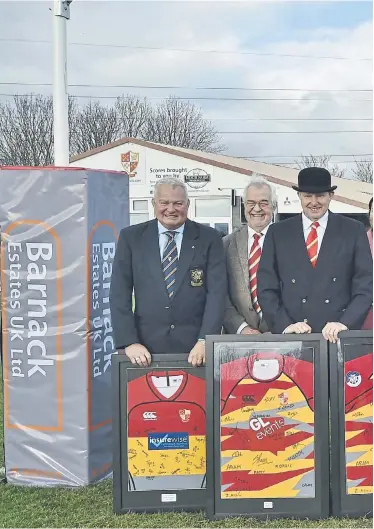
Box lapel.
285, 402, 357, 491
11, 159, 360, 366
173, 219, 199, 298
236, 225, 250, 289
142, 219, 169, 302
314, 211, 341, 274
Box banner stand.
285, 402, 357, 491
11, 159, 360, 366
1, 167, 128, 486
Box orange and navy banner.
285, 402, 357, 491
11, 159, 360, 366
344, 353, 373, 495
220, 352, 315, 499
127, 370, 206, 491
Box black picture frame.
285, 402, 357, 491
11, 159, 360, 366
112, 353, 207, 514
206, 333, 330, 520
329, 330, 373, 518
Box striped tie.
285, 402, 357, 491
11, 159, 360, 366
306, 221, 319, 267
248, 233, 262, 314
162, 231, 178, 298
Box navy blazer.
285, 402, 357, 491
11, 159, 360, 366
257, 212, 373, 334
109, 218, 227, 354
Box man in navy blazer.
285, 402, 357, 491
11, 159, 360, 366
257, 167, 373, 343
109, 177, 227, 366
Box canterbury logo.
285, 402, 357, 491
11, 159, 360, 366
143, 412, 157, 420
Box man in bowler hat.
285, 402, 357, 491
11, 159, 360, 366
257, 167, 373, 342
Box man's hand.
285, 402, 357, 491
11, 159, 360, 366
283, 321, 312, 334
322, 322, 348, 343
123, 343, 152, 367
241, 326, 261, 335
188, 341, 205, 367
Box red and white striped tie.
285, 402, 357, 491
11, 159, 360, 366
306, 221, 319, 267
248, 233, 262, 314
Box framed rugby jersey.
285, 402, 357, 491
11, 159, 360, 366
330, 330, 373, 517
206, 334, 329, 520
112, 354, 206, 513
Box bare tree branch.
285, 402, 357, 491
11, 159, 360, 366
352, 159, 373, 183
143, 96, 225, 153
115, 95, 151, 138
0, 93, 226, 164
296, 154, 345, 179
70, 100, 120, 156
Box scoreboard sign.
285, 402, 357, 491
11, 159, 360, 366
206, 334, 330, 520
329, 330, 373, 517
112, 354, 206, 513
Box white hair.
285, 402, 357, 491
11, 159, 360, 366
153, 177, 189, 200
242, 174, 277, 209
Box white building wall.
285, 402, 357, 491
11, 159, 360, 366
70, 142, 366, 218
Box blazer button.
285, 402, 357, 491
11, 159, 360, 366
333, 278, 337, 282
292, 279, 296, 283
170, 324, 175, 329
165, 306, 170, 309
325, 299, 330, 304
302, 298, 306, 303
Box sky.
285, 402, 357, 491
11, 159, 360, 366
0, 0, 372, 173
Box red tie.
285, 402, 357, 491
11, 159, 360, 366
306, 221, 319, 267
248, 233, 262, 314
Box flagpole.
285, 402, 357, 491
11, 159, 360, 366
52, 0, 71, 166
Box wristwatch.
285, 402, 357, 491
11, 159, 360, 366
198, 338, 206, 344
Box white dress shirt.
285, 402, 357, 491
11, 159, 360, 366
237, 223, 272, 334
158, 221, 185, 259
302, 210, 329, 256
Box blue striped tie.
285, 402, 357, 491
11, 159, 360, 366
162, 231, 178, 298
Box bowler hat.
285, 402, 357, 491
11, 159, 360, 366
292, 167, 337, 193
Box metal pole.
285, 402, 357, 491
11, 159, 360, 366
52, 0, 71, 166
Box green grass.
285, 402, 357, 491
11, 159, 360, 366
0, 374, 371, 528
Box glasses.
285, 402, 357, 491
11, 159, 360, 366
245, 200, 271, 209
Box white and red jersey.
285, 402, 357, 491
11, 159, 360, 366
127, 370, 206, 491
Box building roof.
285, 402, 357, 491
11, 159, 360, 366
70, 137, 372, 209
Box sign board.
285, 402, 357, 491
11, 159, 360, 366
1, 167, 128, 486
112, 354, 207, 513
329, 330, 373, 517
206, 334, 329, 520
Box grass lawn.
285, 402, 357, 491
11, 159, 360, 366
0, 376, 372, 528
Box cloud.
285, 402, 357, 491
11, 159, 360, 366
0, 0, 372, 173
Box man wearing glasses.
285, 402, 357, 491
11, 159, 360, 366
223, 175, 276, 335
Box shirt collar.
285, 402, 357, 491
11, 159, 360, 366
302, 210, 329, 231
158, 221, 185, 235
247, 222, 272, 240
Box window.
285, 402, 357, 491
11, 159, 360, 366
195, 198, 231, 217
214, 223, 229, 237
133, 200, 148, 212
130, 199, 149, 225
130, 213, 149, 225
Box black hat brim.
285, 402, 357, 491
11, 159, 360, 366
292, 185, 337, 193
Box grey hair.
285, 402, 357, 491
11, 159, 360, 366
153, 177, 189, 200
242, 174, 277, 209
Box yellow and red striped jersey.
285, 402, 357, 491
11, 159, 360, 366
344, 353, 373, 495
220, 352, 315, 499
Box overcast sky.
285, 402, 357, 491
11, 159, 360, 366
0, 0, 372, 172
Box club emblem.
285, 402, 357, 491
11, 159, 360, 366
179, 409, 191, 423
190, 268, 204, 287
121, 151, 139, 177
